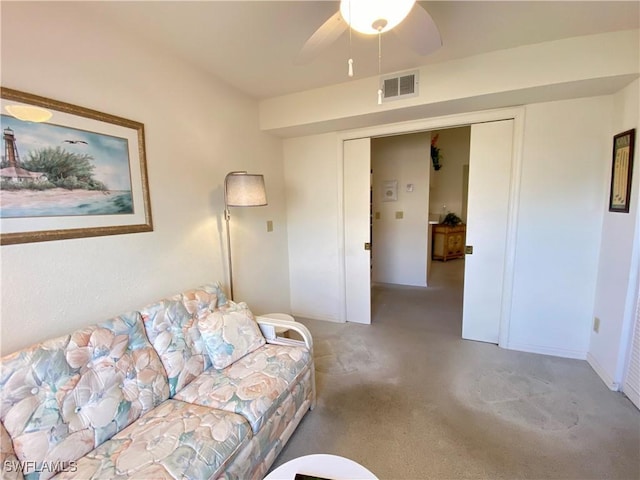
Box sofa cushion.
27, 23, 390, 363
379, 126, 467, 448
139, 283, 227, 397
173, 344, 311, 434
219, 368, 314, 480
55, 400, 252, 480
0, 312, 169, 480
198, 301, 266, 370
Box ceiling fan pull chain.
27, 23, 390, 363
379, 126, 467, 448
377, 27, 383, 105
348, 0, 354, 77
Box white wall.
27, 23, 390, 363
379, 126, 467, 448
589, 79, 640, 389
371, 133, 430, 286
0, 3, 289, 354
429, 127, 471, 222
283, 133, 343, 322
506, 96, 612, 358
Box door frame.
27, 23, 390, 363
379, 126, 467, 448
337, 107, 526, 348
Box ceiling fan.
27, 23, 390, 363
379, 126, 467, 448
296, 0, 442, 67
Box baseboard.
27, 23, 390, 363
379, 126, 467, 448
586, 352, 620, 391
506, 341, 587, 361
622, 380, 640, 408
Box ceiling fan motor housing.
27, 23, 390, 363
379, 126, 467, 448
340, 0, 416, 35
372, 19, 388, 32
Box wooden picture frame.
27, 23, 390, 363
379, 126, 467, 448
0, 87, 153, 245
609, 129, 635, 213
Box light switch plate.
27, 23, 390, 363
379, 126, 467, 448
266, 220, 273, 232
395, 211, 403, 219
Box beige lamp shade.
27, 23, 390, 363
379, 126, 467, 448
225, 173, 267, 207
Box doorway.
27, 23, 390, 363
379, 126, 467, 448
370, 127, 470, 330
370, 132, 432, 288
342, 114, 519, 345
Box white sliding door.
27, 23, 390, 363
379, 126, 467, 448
344, 138, 372, 324
462, 120, 514, 343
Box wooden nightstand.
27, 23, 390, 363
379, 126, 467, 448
432, 224, 466, 261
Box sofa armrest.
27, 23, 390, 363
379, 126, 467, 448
256, 315, 316, 410
256, 315, 313, 351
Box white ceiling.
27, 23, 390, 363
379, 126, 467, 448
84, 1, 639, 100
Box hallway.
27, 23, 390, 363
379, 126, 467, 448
372, 259, 465, 337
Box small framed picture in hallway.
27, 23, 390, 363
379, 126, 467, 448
381, 180, 397, 202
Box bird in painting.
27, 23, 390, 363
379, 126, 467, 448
63, 139, 88, 145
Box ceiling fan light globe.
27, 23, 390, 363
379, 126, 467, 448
340, 0, 416, 35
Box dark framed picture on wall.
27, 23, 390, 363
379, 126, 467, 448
609, 129, 636, 213
0, 87, 153, 245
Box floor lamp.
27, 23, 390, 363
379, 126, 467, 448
224, 171, 267, 300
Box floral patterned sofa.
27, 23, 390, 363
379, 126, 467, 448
0, 284, 315, 480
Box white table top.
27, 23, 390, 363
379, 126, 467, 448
264, 454, 378, 480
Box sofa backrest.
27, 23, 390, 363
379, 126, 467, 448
139, 283, 227, 397
0, 312, 169, 479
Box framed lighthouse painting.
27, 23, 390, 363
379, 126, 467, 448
0, 87, 153, 245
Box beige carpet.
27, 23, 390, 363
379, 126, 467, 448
271, 260, 640, 479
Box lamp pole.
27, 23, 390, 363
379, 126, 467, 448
224, 171, 246, 301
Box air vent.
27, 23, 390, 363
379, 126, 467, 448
384, 77, 399, 99
381, 70, 419, 102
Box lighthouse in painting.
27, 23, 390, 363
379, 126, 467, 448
1, 127, 46, 183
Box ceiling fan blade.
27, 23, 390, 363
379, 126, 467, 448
295, 11, 348, 65
393, 3, 442, 56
